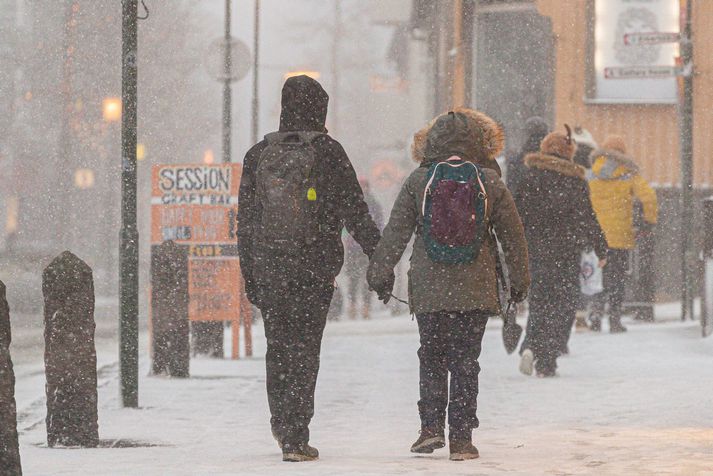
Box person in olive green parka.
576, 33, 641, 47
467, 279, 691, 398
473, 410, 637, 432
367, 111, 530, 461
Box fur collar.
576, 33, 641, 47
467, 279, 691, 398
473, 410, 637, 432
524, 153, 586, 180
589, 148, 639, 173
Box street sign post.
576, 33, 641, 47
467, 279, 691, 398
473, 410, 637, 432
150, 163, 252, 359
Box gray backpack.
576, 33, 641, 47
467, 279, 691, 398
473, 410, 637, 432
255, 131, 325, 248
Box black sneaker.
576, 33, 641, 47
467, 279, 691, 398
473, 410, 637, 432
449, 439, 479, 461
410, 428, 446, 454
610, 321, 628, 333
282, 443, 319, 462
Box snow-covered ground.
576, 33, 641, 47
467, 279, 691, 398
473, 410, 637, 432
13, 312, 713, 475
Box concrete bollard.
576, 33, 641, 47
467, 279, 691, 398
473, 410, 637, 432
42, 251, 98, 448
151, 241, 189, 377
0, 281, 22, 475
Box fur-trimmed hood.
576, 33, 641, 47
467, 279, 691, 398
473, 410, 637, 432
589, 148, 639, 180
524, 153, 586, 180
411, 107, 504, 166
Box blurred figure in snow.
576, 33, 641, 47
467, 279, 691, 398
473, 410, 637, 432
588, 135, 658, 332
515, 126, 607, 377
506, 116, 549, 197
343, 178, 384, 320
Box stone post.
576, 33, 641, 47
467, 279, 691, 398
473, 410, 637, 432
42, 251, 98, 447
151, 241, 189, 377
0, 280, 22, 474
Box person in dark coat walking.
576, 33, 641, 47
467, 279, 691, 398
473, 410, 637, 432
237, 75, 382, 462
506, 116, 549, 196
368, 111, 530, 460
515, 126, 608, 377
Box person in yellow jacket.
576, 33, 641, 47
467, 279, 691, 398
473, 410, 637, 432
588, 135, 658, 332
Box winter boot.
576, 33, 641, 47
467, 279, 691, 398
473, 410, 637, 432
449, 437, 479, 461
609, 314, 627, 333
588, 311, 602, 332
282, 443, 319, 462
410, 428, 446, 454
519, 349, 534, 376
536, 369, 558, 378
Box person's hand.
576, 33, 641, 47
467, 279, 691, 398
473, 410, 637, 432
370, 270, 395, 304
510, 288, 527, 304
598, 258, 608, 268
636, 223, 655, 241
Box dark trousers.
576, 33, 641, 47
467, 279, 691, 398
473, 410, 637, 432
416, 311, 489, 439
524, 254, 579, 373
604, 249, 629, 316
261, 282, 333, 447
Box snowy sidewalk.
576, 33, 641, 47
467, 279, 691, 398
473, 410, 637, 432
16, 314, 713, 475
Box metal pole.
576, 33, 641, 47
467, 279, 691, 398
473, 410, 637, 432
452, 0, 465, 108
679, 0, 694, 321
331, 0, 341, 135
251, 0, 260, 145
223, 0, 232, 163
120, 0, 139, 408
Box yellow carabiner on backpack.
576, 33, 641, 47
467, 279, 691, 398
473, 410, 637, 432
307, 187, 317, 201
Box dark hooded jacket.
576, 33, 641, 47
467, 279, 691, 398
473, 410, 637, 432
514, 152, 608, 292
237, 76, 381, 306
507, 116, 549, 196
367, 112, 530, 314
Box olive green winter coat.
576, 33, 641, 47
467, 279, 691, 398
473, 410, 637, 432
367, 112, 530, 315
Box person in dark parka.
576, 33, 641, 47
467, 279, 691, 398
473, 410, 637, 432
368, 111, 530, 460
237, 75, 382, 462
515, 126, 608, 377
506, 116, 549, 196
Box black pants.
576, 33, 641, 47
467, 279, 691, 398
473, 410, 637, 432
261, 282, 333, 448
524, 254, 579, 374
604, 249, 629, 316
416, 311, 489, 439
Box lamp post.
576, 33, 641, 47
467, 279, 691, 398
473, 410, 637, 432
223, 0, 232, 163
120, 0, 139, 408
251, 0, 260, 145
679, 0, 694, 321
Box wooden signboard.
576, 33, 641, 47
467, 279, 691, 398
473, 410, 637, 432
150, 163, 251, 359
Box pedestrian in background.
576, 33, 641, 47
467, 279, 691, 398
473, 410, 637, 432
506, 116, 549, 197
343, 178, 384, 320
515, 126, 607, 377
588, 135, 658, 332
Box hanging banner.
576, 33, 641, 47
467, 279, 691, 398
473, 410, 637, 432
592, 0, 680, 103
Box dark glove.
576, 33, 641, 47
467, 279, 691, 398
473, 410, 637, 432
636, 222, 655, 241
370, 270, 395, 304
510, 288, 527, 304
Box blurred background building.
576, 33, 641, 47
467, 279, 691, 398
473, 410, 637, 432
0, 0, 711, 313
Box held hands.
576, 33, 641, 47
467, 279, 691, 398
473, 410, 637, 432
598, 258, 608, 268
369, 270, 395, 304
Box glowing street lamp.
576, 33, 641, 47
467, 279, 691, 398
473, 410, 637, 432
102, 97, 122, 122
283, 70, 321, 81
